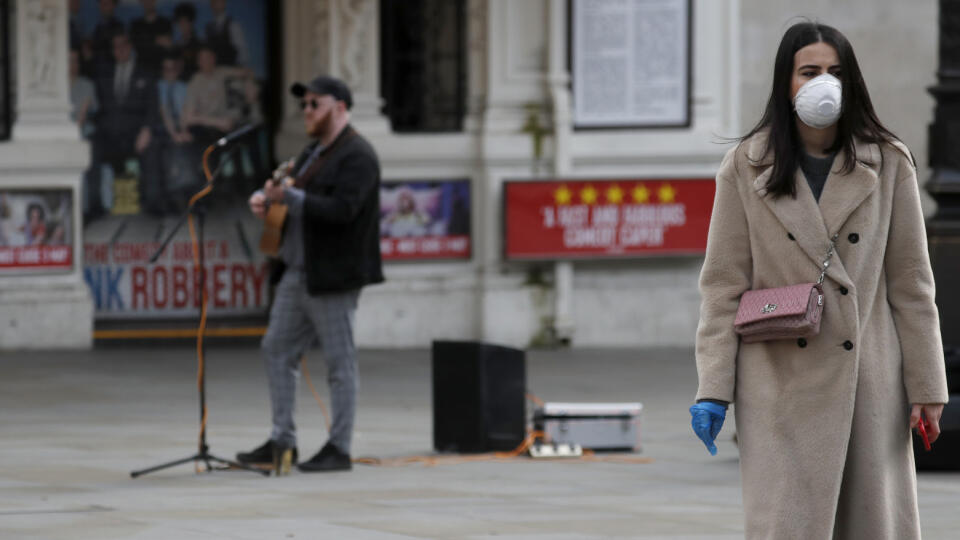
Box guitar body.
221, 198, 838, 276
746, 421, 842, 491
259, 202, 288, 256
258, 133, 352, 256
259, 158, 295, 256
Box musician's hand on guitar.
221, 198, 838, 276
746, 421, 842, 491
249, 191, 267, 219
264, 179, 286, 203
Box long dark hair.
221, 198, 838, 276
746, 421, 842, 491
742, 22, 901, 198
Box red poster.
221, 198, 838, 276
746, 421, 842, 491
0, 245, 73, 270
0, 189, 74, 274
504, 179, 715, 260
380, 236, 470, 260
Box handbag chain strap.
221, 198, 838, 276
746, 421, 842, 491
817, 234, 840, 285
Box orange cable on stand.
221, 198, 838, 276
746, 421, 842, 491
128, 140, 269, 478
188, 145, 216, 473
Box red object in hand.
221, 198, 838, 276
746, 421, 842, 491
916, 413, 931, 452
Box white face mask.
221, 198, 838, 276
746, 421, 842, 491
793, 73, 842, 129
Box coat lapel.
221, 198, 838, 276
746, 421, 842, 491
746, 135, 831, 276
745, 135, 879, 287
817, 141, 880, 237
753, 166, 832, 276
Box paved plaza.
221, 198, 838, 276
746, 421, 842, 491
1, 346, 957, 539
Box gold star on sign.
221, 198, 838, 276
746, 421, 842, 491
658, 184, 676, 203
632, 185, 650, 204
606, 185, 624, 204
555, 185, 572, 205
580, 186, 598, 205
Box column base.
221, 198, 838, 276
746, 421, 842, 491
13, 120, 79, 142
0, 281, 93, 349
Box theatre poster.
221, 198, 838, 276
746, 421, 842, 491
503, 179, 714, 260
0, 189, 74, 274
84, 178, 473, 319
379, 179, 471, 261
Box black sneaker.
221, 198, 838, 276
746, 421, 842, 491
297, 442, 352, 472
236, 439, 298, 465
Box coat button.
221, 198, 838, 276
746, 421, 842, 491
787, 233, 796, 241
843, 340, 854, 350
840, 286, 848, 295
798, 338, 807, 348
848, 233, 859, 244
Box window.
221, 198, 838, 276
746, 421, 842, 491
380, 0, 466, 133
1, 0, 12, 141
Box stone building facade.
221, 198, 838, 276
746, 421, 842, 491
0, 0, 939, 349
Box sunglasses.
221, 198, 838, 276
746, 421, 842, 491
299, 98, 321, 111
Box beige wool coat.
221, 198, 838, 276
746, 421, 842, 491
695, 131, 949, 540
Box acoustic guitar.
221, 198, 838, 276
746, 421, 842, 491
258, 129, 356, 256
258, 158, 295, 256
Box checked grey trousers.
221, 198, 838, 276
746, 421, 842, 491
261, 268, 360, 453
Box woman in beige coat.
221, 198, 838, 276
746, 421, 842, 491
691, 22, 949, 539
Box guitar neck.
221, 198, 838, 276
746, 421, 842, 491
270, 158, 296, 188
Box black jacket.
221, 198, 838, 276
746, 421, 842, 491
94, 61, 156, 158
279, 126, 384, 294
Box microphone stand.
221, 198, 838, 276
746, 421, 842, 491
144, 145, 239, 266
131, 142, 268, 478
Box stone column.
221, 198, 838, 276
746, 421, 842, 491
275, 0, 325, 158
0, 0, 93, 349
477, 0, 555, 347
276, 0, 389, 158
463, 0, 488, 133
547, 0, 574, 344
14, 0, 75, 141
329, 0, 390, 134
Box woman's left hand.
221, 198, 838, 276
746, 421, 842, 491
910, 403, 945, 443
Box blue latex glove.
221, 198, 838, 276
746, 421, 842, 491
689, 401, 727, 455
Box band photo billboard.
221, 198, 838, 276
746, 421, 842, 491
570, 0, 691, 128
503, 178, 714, 260
380, 179, 472, 260
72, 0, 275, 319
0, 190, 75, 274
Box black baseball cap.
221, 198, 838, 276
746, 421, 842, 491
290, 75, 353, 110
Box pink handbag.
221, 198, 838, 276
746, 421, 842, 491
733, 234, 838, 343
734, 283, 823, 343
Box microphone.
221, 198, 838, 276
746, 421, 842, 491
216, 123, 260, 147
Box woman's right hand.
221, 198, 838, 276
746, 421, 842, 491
690, 402, 727, 455
910, 403, 944, 443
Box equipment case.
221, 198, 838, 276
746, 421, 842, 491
533, 402, 642, 451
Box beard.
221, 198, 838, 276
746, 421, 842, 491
307, 109, 334, 139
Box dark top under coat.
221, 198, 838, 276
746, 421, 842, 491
801, 151, 838, 203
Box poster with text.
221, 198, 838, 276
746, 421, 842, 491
379, 180, 471, 260
0, 190, 74, 274
572, 0, 691, 128
503, 178, 714, 260
84, 236, 269, 319
74, 0, 274, 320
